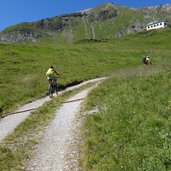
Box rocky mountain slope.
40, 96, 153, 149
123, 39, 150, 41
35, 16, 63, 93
0, 3, 171, 43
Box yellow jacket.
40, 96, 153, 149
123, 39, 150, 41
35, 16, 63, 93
46, 68, 55, 77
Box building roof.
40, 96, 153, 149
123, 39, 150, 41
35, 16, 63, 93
146, 19, 167, 26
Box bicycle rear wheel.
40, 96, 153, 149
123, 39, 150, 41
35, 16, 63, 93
48, 84, 53, 98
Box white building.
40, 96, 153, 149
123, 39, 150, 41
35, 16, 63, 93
146, 20, 167, 31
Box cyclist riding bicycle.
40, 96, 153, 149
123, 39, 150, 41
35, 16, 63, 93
46, 66, 59, 97
142, 56, 151, 65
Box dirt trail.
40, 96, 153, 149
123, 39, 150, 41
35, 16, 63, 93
26, 84, 100, 171
85, 18, 96, 39
0, 78, 105, 141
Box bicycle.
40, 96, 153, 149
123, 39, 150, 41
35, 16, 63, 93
48, 77, 58, 98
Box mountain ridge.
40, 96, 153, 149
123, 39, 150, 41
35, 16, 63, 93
0, 2, 170, 43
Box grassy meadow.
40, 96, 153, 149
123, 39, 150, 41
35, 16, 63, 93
0, 28, 171, 116
80, 29, 171, 170
0, 28, 171, 170
0, 42, 137, 115
81, 62, 171, 171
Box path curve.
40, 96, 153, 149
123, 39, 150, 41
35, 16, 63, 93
26, 83, 99, 171
0, 77, 105, 141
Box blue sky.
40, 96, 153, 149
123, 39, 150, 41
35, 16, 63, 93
0, 0, 171, 31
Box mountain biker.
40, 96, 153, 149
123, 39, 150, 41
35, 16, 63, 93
143, 56, 151, 65
46, 66, 59, 85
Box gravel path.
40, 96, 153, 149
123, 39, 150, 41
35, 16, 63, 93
26, 83, 100, 171
0, 77, 105, 141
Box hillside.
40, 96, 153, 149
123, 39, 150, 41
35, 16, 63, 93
0, 18, 171, 170
0, 3, 171, 43
0, 28, 171, 116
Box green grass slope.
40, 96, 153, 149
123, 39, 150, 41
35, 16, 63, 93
0, 28, 171, 116
81, 63, 171, 171
79, 29, 171, 171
